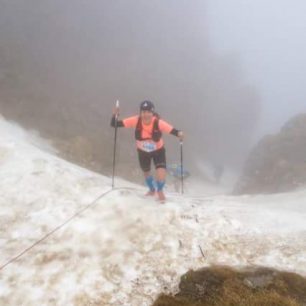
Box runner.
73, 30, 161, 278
111, 100, 184, 202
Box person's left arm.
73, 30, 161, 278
158, 119, 184, 140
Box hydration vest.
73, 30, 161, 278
135, 116, 162, 142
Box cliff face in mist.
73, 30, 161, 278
0, 1, 261, 173
234, 113, 306, 194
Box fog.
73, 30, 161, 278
1, 1, 303, 176
207, 0, 306, 137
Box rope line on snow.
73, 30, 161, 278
0, 187, 118, 271
0, 186, 190, 271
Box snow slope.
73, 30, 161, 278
0, 118, 306, 306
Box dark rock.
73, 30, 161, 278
234, 113, 306, 194
152, 266, 306, 306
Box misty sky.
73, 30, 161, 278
207, 0, 306, 136
1, 1, 304, 137
1, 0, 306, 172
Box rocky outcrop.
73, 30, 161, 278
234, 113, 306, 194
153, 266, 306, 306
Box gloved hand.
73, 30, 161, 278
112, 107, 119, 117
178, 131, 184, 141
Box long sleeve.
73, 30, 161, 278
158, 119, 180, 137
170, 128, 180, 137
121, 116, 139, 128
110, 115, 139, 128
110, 115, 124, 127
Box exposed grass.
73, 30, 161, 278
152, 266, 306, 306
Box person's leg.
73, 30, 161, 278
153, 147, 167, 201
156, 168, 166, 201
145, 172, 155, 195
156, 168, 166, 184
138, 149, 155, 194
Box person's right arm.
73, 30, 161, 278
110, 115, 124, 127
110, 114, 138, 128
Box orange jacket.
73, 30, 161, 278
111, 115, 179, 152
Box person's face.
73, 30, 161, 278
140, 110, 153, 123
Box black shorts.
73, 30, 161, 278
137, 147, 166, 172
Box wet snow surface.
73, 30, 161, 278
0, 118, 306, 305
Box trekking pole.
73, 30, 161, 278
180, 140, 184, 194
112, 100, 119, 189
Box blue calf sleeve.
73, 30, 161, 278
145, 176, 155, 192
156, 180, 165, 192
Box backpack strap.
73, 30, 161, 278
153, 117, 159, 131
135, 116, 162, 142
152, 117, 162, 142
135, 116, 142, 140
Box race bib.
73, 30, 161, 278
141, 141, 157, 152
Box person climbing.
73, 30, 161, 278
110, 100, 184, 203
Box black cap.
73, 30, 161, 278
140, 100, 155, 112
